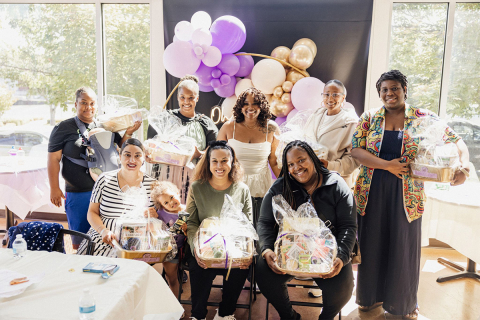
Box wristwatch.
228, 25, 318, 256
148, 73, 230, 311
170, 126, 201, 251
261, 249, 273, 259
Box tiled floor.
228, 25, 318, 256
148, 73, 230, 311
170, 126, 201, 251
2, 216, 480, 320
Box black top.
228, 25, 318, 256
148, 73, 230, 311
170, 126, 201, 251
257, 172, 357, 265
147, 109, 218, 142
48, 117, 121, 193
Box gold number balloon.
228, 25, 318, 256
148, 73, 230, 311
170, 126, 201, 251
270, 46, 291, 64
289, 45, 314, 70
293, 38, 317, 57
286, 69, 309, 84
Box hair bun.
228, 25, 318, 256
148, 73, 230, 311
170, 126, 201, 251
180, 75, 199, 84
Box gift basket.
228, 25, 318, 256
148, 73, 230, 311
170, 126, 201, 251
193, 195, 258, 278
406, 117, 459, 182
112, 187, 177, 264
272, 195, 337, 277
144, 108, 196, 167
275, 110, 328, 168
98, 95, 148, 132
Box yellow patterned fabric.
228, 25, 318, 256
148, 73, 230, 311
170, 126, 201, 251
352, 105, 460, 222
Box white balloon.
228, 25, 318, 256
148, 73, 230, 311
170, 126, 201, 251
175, 21, 194, 41
202, 46, 222, 67
173, 35, 180, 42
191, 28, 212, 47
251, 59, 286, 94
191, 11, 212, 30
222, 95, 237, 120
287, 108, 298, 121
235, 79, 254, 97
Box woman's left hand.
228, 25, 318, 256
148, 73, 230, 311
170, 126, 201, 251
321, 258, 343, 279
125, 121, 142, 136
451, 167, 469, 186
181, 223, 188, 235
192, 146, 203, 159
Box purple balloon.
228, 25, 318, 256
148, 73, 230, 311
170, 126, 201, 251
211, 78, 221, 88
198, 83, 214, 92
163, 41, 201, 78
210, 15, 246, 54
214, 76, 236, 98
217, 54, 240, 76
275, 116, 287, 125
194, 62, 214, 86
235, 53, 255, 77
211, 68, 222, 79
220, 74, 231, 85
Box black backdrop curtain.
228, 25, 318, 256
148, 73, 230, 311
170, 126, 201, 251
162, 0, 373, 125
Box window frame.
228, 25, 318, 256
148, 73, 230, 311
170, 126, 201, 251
367, 0, 479, 118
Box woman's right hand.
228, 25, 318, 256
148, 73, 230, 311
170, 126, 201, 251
144, 207, 158, 218
50, 187, 65, 207
386, 157, 409, 179
100, 228, 116, 246
194, 248, 208, 269
264, 251, 286, 275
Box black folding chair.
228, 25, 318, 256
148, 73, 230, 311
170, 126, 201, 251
53, 229, 94, 255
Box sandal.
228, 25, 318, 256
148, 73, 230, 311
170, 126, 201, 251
403, 306, 419, 320
358, 302, 383, 312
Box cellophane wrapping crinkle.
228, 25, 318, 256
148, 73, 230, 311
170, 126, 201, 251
98, 95, 148, 132
194, 195, 258, 270
144, 108, 196, 167
272, 195, 337, 276
275, 110, 328, 168
113, 187, 177, 263
406, 117, 459, 182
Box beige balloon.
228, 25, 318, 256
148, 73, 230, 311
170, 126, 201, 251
293, 38, 317, 57
282, 81, 293, 93
273, 86, 284, 98
281, 93, 291, 104
289, 45, 314, 70
271, 46, 291, 64
270, 97, 294, 118
286, 69, 309, 84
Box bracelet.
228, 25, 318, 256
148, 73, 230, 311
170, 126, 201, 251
460, 167, 470, 178
261, 249, 273, 259
100, 228, 109, 237
124, 133, 132, 138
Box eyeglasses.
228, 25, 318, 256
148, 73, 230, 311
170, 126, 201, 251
321, 93, 344, 99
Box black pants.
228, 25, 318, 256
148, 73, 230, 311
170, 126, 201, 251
186, 249, 249, 319
256, 256, 354, 320
251, 196, 263, 228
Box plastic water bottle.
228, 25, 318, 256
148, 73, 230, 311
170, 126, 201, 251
8, 146, 17, 156
17, 147, 25, 165
79, 288, 96, 320
12, 234, 27, 259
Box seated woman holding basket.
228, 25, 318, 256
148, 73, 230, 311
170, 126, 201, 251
256, 140, 357, 320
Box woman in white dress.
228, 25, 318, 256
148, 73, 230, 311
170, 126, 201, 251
217, 87, 280, 226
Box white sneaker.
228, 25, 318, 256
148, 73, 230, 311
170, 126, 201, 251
308, 288, 322, 298
213, 309, 236, 320
189, 317, 205, 320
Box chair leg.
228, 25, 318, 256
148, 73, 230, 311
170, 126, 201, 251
265, 300, 269, 320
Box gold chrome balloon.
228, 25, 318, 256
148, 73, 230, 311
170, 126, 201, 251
270, 97, 294, 118
281, 93, 291, 104
282, 81, 293, 93
286, 69, 309, 84
289, 45, 314, 70
270, 46, 291, 64
293, 38, 317, 57
273, 86, 284, 98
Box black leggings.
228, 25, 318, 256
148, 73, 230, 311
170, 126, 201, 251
256, 256, 354, 320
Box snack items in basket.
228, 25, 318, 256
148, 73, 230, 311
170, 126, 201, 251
272, 194, 337, 277
193, 195, 258, 276
406, 117, 459, 182
145, 108, 196, 167
98, 95, 148, 132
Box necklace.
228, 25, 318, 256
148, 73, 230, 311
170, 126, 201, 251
243, 122, 258, 130
306, 176, 319, 194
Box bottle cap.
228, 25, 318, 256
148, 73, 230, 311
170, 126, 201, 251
18, 147, 23, 151
16, 234, 23, 238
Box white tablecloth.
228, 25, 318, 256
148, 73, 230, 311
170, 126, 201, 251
0, 249, 184, 320
0, 156, 59, 219
421, 182, 480, 264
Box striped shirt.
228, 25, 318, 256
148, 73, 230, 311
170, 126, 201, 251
77, 170, 155, 256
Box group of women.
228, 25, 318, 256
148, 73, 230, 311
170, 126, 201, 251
48, 70, 470, 320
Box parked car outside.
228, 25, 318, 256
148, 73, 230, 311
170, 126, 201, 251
448, 119, 480, 177
0, 129, 49, 156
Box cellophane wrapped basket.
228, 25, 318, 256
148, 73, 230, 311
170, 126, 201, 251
98, 95, 148, 132
144, 108, 196, 167
112, 187, 177, 264
406, 117, 459, 182
275, 110, 328, 168
272, 195, 337, 277
194, 195, 258, 275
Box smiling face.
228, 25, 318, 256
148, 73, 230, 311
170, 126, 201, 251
177, 86, 199, 118
286, 146, 317, 186
379, 80, 407, 111
209, 148, 232, 181
322, 83, 345, 114
75, 92, 97, 123
120, 144, 144, 172
158, 189, 181, 212
241, 93, 261, 121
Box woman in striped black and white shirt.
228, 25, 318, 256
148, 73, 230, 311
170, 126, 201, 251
77, 138, 156, 256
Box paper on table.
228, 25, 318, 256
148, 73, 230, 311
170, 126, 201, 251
0, 270, 46, 298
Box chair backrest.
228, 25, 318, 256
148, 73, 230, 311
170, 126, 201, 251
53, 229, 94, 255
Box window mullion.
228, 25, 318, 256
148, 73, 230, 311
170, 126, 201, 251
95, 1, 105, 112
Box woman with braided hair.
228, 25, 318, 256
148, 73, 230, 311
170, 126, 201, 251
146, 75, 218, 203
217, 87, 281, 225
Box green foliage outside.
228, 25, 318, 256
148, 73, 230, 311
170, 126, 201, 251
0, 84, 17, 116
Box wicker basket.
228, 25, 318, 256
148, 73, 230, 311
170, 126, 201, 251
410, 163, 455, 183
196, 238, 254, 269
112, 240, 172, 264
